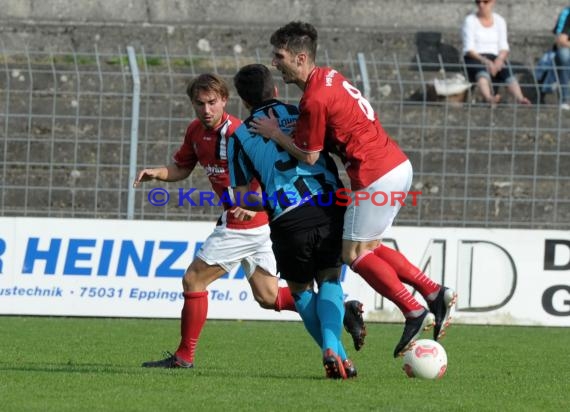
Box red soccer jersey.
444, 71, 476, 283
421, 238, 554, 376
173, 113, 268, 229
293, 67, 408, 190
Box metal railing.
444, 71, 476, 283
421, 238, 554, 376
1, 45, 568, 229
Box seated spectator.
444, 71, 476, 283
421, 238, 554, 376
553, 6, 570, 110
462, 0, 531, 106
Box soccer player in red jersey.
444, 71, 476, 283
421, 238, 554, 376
134, 73, 365, 368
251, 22, 457, 358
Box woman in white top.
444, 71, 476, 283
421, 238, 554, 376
462, 0, 530, 105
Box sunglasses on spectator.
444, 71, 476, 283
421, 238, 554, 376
475, 0, 491, 4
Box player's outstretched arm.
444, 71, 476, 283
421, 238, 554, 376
133, 164, 192, 187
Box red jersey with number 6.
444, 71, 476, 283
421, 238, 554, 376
293, 67, 408, 190
173, 112, 268, 229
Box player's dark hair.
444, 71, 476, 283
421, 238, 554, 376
270, 21, 318, 61
233, 64, 275, 109
186, 73, 229, 102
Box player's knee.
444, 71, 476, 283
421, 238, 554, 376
342, 249, 359, 266
318, 277, 341, 287
181, 272, 192, 291
342, 243, 375, 266
182, 268, 199, 291
342, 240, 361, 265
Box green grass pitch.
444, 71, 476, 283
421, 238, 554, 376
0, 316, 567, 411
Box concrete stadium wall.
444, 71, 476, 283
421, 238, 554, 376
0, 0, 567, 33
0, 0, 565, 64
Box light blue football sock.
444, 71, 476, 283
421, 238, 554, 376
316, 279, 346, 357
337, 339, 348, 361
293, 289, 322, 348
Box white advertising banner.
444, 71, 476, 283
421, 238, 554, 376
0, 217, 568, 326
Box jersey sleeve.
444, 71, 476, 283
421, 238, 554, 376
172, 124, 198, 170
293, 97, 327, 153
554, 8, 570, 35
227, 133, 252, 188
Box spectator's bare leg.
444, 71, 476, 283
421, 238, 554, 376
507, 81, 531, 105
477, 77, 501, 105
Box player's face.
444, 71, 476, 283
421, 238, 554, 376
191, 90, 227, 129
271, 47, 301, 84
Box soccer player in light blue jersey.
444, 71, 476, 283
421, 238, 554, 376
228, 63, 356, 379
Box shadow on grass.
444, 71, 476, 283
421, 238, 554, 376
0, 361, 134, 374
0, 361, 328, 380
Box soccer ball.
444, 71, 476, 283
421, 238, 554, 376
402, 339, 447, 379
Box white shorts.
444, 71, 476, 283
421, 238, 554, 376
343, 160, 413, 241
196, 224, 277, 279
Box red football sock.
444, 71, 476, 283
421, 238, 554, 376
374, 245, 440, 300
274, 287, 297, 312
352, 251, 425, 318
175, 291, 208, 363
